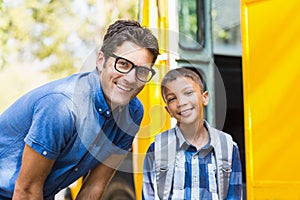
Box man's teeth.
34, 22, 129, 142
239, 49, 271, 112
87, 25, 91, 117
117, 83, 132, 92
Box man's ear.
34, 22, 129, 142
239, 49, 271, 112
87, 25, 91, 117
96, 51, 105, 72
203, 91, 209, 106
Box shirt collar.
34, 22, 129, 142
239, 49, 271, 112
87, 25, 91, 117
90, 68, 111, 117
205, 120, 221, 149
175, 121, 214, 155
174, 125, 188, 150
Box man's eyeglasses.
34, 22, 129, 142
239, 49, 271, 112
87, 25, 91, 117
109, 53, 156, 83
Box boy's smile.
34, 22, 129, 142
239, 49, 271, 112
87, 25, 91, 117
179, 107, 194, 117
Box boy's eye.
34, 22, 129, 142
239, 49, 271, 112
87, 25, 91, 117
166, 97, 176, 103
185, 90, 194, 95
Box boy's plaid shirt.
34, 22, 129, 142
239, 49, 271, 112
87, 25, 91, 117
142, 126, 242, 200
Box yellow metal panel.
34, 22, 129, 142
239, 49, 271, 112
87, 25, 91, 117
134, 59, 170, 199
241, 0, 300, 198
134, 1, 170, 199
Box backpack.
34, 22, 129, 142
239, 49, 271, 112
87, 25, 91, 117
154, 125, 234, 200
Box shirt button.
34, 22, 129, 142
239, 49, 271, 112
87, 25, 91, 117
99, 108, 102, 112
74, 168, 78, 172
42, 151, 47, 156
106, 111, 110, 115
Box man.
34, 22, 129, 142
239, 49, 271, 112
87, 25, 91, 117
0, 19, 159, 199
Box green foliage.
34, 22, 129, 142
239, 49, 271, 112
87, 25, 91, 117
0, 0, 138, 75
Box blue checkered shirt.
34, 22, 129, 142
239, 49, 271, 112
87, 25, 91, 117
142, 125, 242, 200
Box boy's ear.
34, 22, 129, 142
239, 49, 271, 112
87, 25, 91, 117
96, 51, 105, 72
164, 106, 173, 117
203, 91, 209, 106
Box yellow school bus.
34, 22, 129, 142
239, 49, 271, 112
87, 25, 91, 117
241, 0, 300, 198
69, 0, 300, 199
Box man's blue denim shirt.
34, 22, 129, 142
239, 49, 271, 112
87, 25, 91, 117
0, 68, 144, 199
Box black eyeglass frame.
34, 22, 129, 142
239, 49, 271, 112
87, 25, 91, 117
109, 53, 156, 83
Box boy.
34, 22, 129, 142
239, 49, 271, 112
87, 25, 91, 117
142, 67, 242, 199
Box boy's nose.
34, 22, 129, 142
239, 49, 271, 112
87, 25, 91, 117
177, 97, 187, 107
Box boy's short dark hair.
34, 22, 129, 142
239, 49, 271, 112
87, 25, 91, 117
161, 67, 206, 101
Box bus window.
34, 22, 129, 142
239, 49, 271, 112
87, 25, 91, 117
178, 0, 204, 49
212, 0, 241, 56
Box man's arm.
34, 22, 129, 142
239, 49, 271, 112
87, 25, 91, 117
75, 154, 126, 200
13, 144, 55, 200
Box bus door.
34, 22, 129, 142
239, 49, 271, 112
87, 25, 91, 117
241, 0, 300, 198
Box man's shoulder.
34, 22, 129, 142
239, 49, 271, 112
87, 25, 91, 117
32, 72, 79, 94
130, 96, 143, 107
128, 97, 144, 115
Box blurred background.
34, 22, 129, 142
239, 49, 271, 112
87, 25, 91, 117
0, 0, 240, 112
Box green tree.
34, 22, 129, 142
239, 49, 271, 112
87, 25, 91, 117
0, 0, 138, 77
